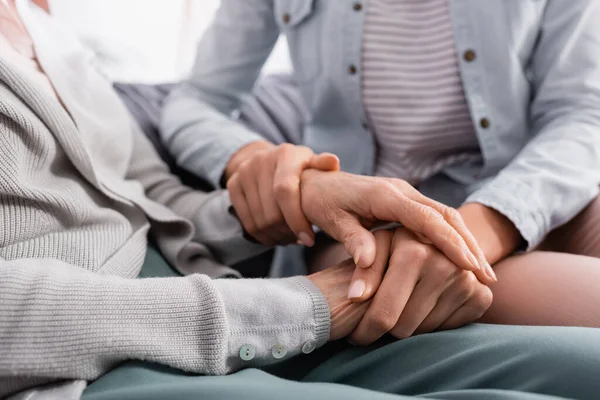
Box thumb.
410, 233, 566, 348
347, 229, 393, 302
309, 153, 340, 171
329, 213, 377, 269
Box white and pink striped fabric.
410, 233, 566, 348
362, 0, 482, 184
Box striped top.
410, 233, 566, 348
362, 0, 482, 184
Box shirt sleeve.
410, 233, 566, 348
466, 0, 600, 249
127, 120, 270, 266
160, 0, 280, 187
0, 257, 330, 398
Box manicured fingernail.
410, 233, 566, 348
298, 232, 314, 247
486, 263, 498, 282
466, 251, 481, 271
348, 279, 366, 299
353, 249, 362, 266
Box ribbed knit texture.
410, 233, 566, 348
362, 0, 482, 183
0, 3, 330, 397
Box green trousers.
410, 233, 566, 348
83, 248, 600, 400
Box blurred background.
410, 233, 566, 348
50, 0, 292, 82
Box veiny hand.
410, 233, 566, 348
307, 252, 385, 341
349, 227, 494, 345
300, 170, 496, 284
226, 141, 339, 246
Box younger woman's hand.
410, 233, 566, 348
226, 141, 339, 246
349, 227, 494, 345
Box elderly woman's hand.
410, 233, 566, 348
306, 258, 372, 340
300, 170, 495, 283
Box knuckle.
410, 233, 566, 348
473, 286, 494, 311
379, 181, 399, 197
407, 243, 431, 264
226, 176, 238, 192
296, 145, 313, 155
245, 223, 258, 236
370, 308, 397, 333
430, 260, 456, 283
391, 325, 414, 340
253, 150, 269, 163
461, 271, 479, 287
273, 179, 297, 200
456, 272, 477, 299
264, 210, 283, 228
419, 207, 443, 230
277, 143, 295, 154
443, 206, 463, 225
390, 178, 412, 192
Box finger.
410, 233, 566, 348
309, 152, 340, 171
227, 173, 264, 244
389, 279, 441, 340
240, 175, 277, 246
387, 236, 460, 338
365, 184, 481, 273
416, 229, 493, 285
257, 162, 297, 244
349, 238, 421, 345
385, 179, 495, 283
439, 285, 493, 331
347, 229, 393, 302
413, 233, 493, 286
273, 145, 317, 247
414, 199, 495, 283
415, 272, 478, 334
328, 210, 378, 269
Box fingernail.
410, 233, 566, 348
298, 232, 314, 247
348, 279, 366, 299
486, 263, 498, 282
466, 251, 481, 271
353, 249, 362, 266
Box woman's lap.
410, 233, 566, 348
117, 199, 600, 400
83, 324, 600, 400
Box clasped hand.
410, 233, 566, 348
226, 142, 496, 343
308, 228, 494, 344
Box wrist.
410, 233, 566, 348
307, 261, 356, 341
458, 203, 522, 264
224, 140, 275, 182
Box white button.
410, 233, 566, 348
302, 341, 316, 354
239, 344, 255, 361
271, 344, 288, 359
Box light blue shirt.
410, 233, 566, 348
161, 0, 600, 250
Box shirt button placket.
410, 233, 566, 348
463, 49, 477, 63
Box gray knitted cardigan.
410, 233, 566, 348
0, 2, 330, 398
